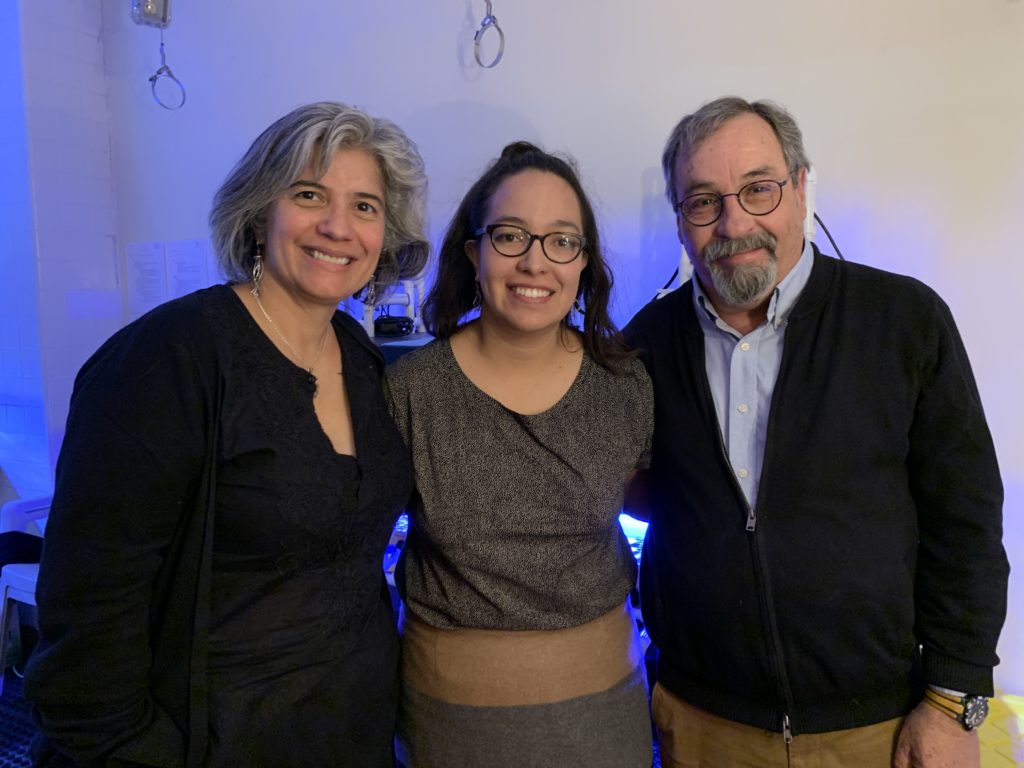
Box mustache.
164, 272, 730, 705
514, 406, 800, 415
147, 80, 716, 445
702, 232, 778, 264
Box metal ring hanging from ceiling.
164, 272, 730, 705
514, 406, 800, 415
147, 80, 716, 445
474, 0, 505, 68
149, 34, 186, 110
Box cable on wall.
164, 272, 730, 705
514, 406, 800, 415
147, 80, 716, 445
474, 0, 505, 69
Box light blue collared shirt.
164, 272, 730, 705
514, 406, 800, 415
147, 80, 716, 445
692, 240, 814, 511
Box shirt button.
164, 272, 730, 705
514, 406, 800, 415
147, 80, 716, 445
737, 468, 749, 479
740, 342, 751, 352
737, 404, 749, 413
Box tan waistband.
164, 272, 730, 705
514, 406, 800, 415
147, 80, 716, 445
400, 602, 643, 707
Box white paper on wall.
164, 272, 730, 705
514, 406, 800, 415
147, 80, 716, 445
165, 239, 209, 298
205, 240, 224, 285
126, 241, 167, 319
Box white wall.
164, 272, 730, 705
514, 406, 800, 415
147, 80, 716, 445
22, 0, 1024, 690
0, 1, 121, 499
0, 1, 44, 498
26, 1, 122, 469
97, 1, 1024, 457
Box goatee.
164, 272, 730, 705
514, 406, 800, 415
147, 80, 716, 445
701, 232, 778, 308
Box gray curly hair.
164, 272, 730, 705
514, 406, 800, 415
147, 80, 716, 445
662, 96, 810, 207
210, 101, 429, 300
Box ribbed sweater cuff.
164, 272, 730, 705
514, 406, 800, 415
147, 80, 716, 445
922, 649, 995, 696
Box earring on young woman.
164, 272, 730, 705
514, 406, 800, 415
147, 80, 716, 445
472, 281, 482, 310
250, 242, 265, 298
568, 297, 585, 327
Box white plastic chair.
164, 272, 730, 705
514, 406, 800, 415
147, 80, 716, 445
0, 495, 51, 695
0, 563, 39, 696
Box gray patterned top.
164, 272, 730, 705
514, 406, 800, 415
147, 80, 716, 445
385, 338, 654, 631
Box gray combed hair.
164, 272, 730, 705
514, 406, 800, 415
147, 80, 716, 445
661, 96, 810, 207
210, 101, 429, 298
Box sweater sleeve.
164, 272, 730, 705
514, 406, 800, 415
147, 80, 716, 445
383, 357, 413, 449
25, 308, 214, 765
907, 293, 1008, 695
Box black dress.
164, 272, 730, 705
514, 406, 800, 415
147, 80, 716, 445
27, 285, 412, 767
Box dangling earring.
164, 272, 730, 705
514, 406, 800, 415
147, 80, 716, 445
360, 274, 379, 306
568, 297, 584, 328
250, 242, 265, 298
472, 281, 482, 310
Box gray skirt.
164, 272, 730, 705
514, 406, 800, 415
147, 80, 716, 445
395, 603, 652, 768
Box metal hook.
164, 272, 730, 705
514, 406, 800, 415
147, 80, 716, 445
149, 31, 186, 110
474, 0, 505, 68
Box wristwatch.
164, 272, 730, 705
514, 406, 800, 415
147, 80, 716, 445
923, 687, 989, 731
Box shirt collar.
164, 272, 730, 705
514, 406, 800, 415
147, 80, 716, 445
692, 238, 814, 331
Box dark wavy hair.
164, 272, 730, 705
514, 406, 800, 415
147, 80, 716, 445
422, 141, 632, 371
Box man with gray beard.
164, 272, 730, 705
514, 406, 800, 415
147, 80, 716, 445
624, 97, 1007, 768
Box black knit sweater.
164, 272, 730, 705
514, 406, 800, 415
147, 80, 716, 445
625, 246, 1008, 735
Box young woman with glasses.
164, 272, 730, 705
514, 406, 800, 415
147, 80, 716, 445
385, 142, 654, 767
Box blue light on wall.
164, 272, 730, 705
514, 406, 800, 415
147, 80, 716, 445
0, 1, 49, 499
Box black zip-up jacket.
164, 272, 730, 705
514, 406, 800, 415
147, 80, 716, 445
625, 247, 1008, 735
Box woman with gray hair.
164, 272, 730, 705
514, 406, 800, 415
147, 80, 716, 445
26, 102, 429, 767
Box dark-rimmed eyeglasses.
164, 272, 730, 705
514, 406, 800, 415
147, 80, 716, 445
475, 224, 587, 264
676, 179, 789, 227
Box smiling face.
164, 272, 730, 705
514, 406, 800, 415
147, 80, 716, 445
465, 169, 588, 338
261, 146, 385, 308
673, 112, 806, 312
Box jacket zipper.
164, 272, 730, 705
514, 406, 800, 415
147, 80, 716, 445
694, 305, 799, 738
713, 419, 756, 531
705, 316, 797, 738
752, 318, 798, 740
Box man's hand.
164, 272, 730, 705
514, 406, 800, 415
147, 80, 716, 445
892, 700, 980, 768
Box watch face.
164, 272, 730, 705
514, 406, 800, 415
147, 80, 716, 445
962, 696, 989, 730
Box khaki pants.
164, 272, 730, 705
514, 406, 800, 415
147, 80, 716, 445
652, 682, 903, 768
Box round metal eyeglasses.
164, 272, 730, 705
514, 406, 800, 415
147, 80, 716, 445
676, 179, 789, 226
475, 224, 587, 264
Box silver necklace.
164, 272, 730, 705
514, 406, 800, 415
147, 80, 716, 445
251, 288, 330, 397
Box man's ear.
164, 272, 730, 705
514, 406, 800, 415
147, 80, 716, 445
675, 209, 687, 246
793, 166, 808, 216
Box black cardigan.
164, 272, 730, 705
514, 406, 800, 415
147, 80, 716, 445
26, 286, 409, 766
625, 247, 1008, 735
